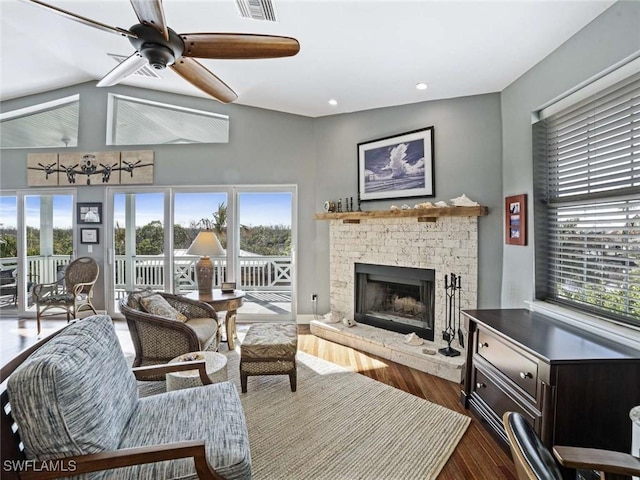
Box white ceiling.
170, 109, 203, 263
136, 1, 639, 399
0, 0, 616, 118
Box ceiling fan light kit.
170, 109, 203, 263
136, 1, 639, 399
24, 0, 300, 104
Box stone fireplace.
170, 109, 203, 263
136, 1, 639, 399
311, 208, 485, 382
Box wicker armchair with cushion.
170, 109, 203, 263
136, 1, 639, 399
120, 290, 221, 372
32, 257, 99, 334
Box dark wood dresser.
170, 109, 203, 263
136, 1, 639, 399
461, 309, 640, 458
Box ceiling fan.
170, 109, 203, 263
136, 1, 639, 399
23, 0, 301, 103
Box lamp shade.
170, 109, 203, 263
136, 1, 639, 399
186, 230, 225, 257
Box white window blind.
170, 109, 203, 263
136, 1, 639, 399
534, 71, 640, 326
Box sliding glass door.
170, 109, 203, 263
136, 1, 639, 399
173, 191, 228, 293
109, 190, 168, 312
0, 194, 18, 314
236, 187, 296, 320
106, 185, 296, 320
0, 190, 75, 316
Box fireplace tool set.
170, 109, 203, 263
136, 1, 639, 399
438, 273, 464, 357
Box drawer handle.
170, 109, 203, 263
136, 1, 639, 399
479, 342, 488, 349
519, 372, 533, 380
476, 382, 485, 389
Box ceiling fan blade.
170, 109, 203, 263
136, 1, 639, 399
22, 0, 136, 38
171, 57, 237, 104
129, 0, 169, 41
180, 33, 300, 59
97, 53, 148, 87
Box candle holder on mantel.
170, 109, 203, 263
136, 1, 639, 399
438, 273, 463, 357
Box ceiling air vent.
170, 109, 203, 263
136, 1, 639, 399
107, 54, 162, 79
236, 0, 277, 22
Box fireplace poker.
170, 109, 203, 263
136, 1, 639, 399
456, 275, 464, 348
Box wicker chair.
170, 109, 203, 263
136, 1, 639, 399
32, 256, 99, 334
120, 291, 221, 376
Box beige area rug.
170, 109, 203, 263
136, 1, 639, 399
139, 349, 471, 480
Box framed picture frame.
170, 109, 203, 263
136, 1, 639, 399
80, 228, 99, 245
505, 194, 527, 245
77, 202, 102, 225
358, 126, 435, 201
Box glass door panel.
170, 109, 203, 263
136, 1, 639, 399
173, 192, 228, 293
113, 192, 165, 308
24, 194, 74, 311
236, 191, 294, 318
0, 195, 18, 313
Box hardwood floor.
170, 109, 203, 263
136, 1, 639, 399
0, 317, 517, 479
297, 325, 517, 480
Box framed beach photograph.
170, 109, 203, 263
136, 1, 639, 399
77, 202, 102, 225
358, 127, 435, 201
80, 228, 99, 245
505, 194, 527, 245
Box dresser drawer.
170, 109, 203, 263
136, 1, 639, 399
473, 368, 540, 429
477, 329, 538, 398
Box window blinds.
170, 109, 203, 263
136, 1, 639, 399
535, 71, 640, 325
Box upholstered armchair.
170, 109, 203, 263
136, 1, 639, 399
32, 256, 99, 333
120, 291, 220, 372
1, 315, 251, 480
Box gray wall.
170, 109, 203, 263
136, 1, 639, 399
1, 84, 503, 314
500, 0, 640, 307
312, 93, 504, 312
0, 82, 317, 311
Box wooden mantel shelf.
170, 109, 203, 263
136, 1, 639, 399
314, 206, 488, 223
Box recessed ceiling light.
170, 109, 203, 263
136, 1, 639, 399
328, 99, 338, 106
416, 83, 428, 90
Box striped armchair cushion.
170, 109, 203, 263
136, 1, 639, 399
7, 315, 138, 461
110, 382, 252, 480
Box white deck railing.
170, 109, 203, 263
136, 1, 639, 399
114, 255, 291, 293
0, 255, 72, 284
1, 254, 292, 300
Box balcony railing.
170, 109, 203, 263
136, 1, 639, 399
113, 255, 291, 295
1, 254, 292, 303
0, 255, 72, 284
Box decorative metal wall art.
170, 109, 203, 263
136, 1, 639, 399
27, 150, 154, 186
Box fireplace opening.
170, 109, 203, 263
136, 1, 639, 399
354, 263, 435, 341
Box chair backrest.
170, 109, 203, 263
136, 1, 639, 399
0, 268, 16, 285
64, 256, 99, 294
6, 315, 138, 462
503, 412, 563, 480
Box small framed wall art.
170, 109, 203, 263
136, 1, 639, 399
80, 228, 99, 245
505, 194, 527, 246
77, 202, 102, 225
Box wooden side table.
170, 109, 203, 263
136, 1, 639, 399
185, 289, 245, 349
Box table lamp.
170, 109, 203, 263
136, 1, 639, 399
186, 229, 225, 295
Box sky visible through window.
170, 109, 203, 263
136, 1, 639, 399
1, 192, 292, 229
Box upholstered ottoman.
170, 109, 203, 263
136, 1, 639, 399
240, 323, 298, 393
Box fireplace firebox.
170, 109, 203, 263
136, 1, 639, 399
354, 263, 435, 341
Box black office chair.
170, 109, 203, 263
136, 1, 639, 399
503, 411, 640, 480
